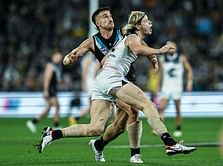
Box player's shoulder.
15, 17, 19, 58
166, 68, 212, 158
46, 62, 53, 67
45, 62, 54, 71
126, 33, 139, 41
84, 37, 94, 43
180, 53, 188, 62
79, 37, 94, 50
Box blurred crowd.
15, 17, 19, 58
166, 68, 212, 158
0, 0, 222, 91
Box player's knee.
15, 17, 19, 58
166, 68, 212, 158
143, 101, 158, 114
44, 107, 51, 113
141, 101, 150, 110
90, 126, 105, 136
46, 103, 52, 110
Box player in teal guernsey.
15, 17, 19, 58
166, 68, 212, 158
63, 7, 144, 163
159, 41, 193, 137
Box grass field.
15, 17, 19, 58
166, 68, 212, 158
0, 117, 222, 166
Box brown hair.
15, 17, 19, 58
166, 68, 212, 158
91, 7, 111, 29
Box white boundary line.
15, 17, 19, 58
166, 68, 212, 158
108, 142, 222, 148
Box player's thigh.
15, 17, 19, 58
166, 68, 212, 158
172, 91, 182, 101
90, 99, 111, 126
116, 83, 150, 110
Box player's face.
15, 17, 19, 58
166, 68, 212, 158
140, 15, 152, 35
96, 11, 114, 31
52, 53, 62, 63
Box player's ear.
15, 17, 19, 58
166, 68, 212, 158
96, 20, 100, 27
135, 23, 141, 30
95, 16, 101, 28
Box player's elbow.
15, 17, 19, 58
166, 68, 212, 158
131, 46, 144, 55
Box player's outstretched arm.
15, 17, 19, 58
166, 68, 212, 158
63, 38, 94, 65
126, 34, 175, 57
63, 48, 78, 65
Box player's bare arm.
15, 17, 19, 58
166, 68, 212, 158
182, 54, 193, 91
142, 40, 159, 72
43, 63, 53, 98
126, 34, 174, 56
63, 38, 94, 65
63, 48, 78, 65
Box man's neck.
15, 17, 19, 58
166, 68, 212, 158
100, 28, 114, 39
136, 31, 145, 40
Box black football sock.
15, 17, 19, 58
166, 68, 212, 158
32, 118, 38, 124
94, 137, 108, 151
52, 130, 63, 140
54, 122, 60, 128
75, 117, 80, 121
161, 133, 177, 146
176, 125, 181, 131
131, 148, 140, 156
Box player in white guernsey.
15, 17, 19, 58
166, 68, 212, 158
92, 36, 137, 99
82, 52, 98, 96
68, 52, 100, 125
159, 41, 193, 137
37, 11, 196, 161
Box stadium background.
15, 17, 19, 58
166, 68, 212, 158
0, 0, 222, 165
0, 0, 223, 91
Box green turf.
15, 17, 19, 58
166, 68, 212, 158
0, 117, 222, 166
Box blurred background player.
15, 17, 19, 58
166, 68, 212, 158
159, 41, 193, 137
26, 52, 63, 133
68, 51, 100, 125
